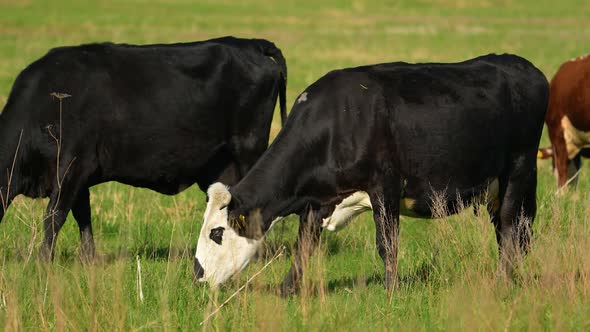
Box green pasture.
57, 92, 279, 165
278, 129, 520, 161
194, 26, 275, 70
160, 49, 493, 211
1, 0, 590, 330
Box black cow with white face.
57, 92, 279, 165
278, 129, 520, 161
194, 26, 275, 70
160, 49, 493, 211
194, 54, 549, 293
0, 36, 286, 260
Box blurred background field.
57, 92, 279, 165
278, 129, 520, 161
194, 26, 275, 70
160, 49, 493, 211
0, 0, 590, 330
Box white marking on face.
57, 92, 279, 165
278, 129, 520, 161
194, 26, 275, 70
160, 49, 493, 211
194, 183, 263, 286
297, 92, 308, 104
561, 115, 590, 159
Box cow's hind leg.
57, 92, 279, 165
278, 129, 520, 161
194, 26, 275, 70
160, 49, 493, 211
566, 153, 582, 187
494, 159, 536, 278
0, 186, 17, 225
369, 180, 401, 290
546, 117, 569, 187
280, 206, 323, 296
72, 187, 95, 261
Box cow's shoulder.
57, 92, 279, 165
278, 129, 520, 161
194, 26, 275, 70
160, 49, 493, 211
472, 53, 527, 65
41, 42, 115, 63
570, 54, 590, 62
298, 67, 385, 102
553, 54, 590, 84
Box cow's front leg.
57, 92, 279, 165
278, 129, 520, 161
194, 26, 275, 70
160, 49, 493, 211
280, 206, 323, 296
39, 165, 87, 261
40, 190, 77, 261
369, 182, 401, 290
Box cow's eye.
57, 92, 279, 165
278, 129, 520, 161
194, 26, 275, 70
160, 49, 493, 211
209, 227, 225, 245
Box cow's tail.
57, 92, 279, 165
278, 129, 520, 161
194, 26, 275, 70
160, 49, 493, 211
261, 41, 287, 126
278, 62, 287, 126
0, 136, 17, 224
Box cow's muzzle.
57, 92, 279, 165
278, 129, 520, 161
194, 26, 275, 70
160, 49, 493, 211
194, 258, 205, 281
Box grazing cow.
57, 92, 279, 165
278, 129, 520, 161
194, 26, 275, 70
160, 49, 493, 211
538, 54, 590, 187
0, 36, 287, 260
193, 54, 548, 293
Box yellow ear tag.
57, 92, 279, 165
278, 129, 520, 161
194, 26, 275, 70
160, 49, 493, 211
537, 150, 543, 158
239, 215, 246, 228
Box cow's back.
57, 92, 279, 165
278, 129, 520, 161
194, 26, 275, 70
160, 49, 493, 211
375, 55, 546, 195
273, 55, 547, 215
546, 55, 590, 130
0, 37, 283, 196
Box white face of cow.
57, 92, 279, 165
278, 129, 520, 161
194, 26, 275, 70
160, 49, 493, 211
194, 183, 263, 286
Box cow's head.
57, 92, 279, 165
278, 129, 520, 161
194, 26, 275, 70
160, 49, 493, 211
194, 182, 265, 286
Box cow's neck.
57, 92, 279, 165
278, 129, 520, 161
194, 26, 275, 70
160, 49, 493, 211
231, 135, 320, 226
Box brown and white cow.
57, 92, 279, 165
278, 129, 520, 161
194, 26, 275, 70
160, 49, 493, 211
539, 54, 590, 187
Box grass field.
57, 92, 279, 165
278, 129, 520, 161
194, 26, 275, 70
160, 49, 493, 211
1, 0, 590, 330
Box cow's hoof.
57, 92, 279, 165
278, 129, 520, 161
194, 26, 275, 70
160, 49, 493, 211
383, 274, 399, 291
79, 253, 97, 264
279, 280, 300, 297
279, 285, 297, 297
38, 247, 54, 262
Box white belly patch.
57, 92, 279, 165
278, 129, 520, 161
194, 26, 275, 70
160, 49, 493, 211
322, 192, 372, 231
322, 179, 500, 232
321, 191, 418, 232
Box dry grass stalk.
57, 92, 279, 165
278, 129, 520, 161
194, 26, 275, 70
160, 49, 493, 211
136, 255, 144, 303
373, 195, 399, 300
200, 246, 286, 326
555, 168, 582, 196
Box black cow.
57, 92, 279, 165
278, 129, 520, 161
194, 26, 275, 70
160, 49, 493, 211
0, 36, 287, 260
193, 54, 548, 293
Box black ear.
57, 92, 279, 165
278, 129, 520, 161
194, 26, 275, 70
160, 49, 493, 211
228, 209, 265, 240
219, 194, 234, 210
243, 209, 264, 239
228, 212, 246, 231
226, 196, 238, 211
